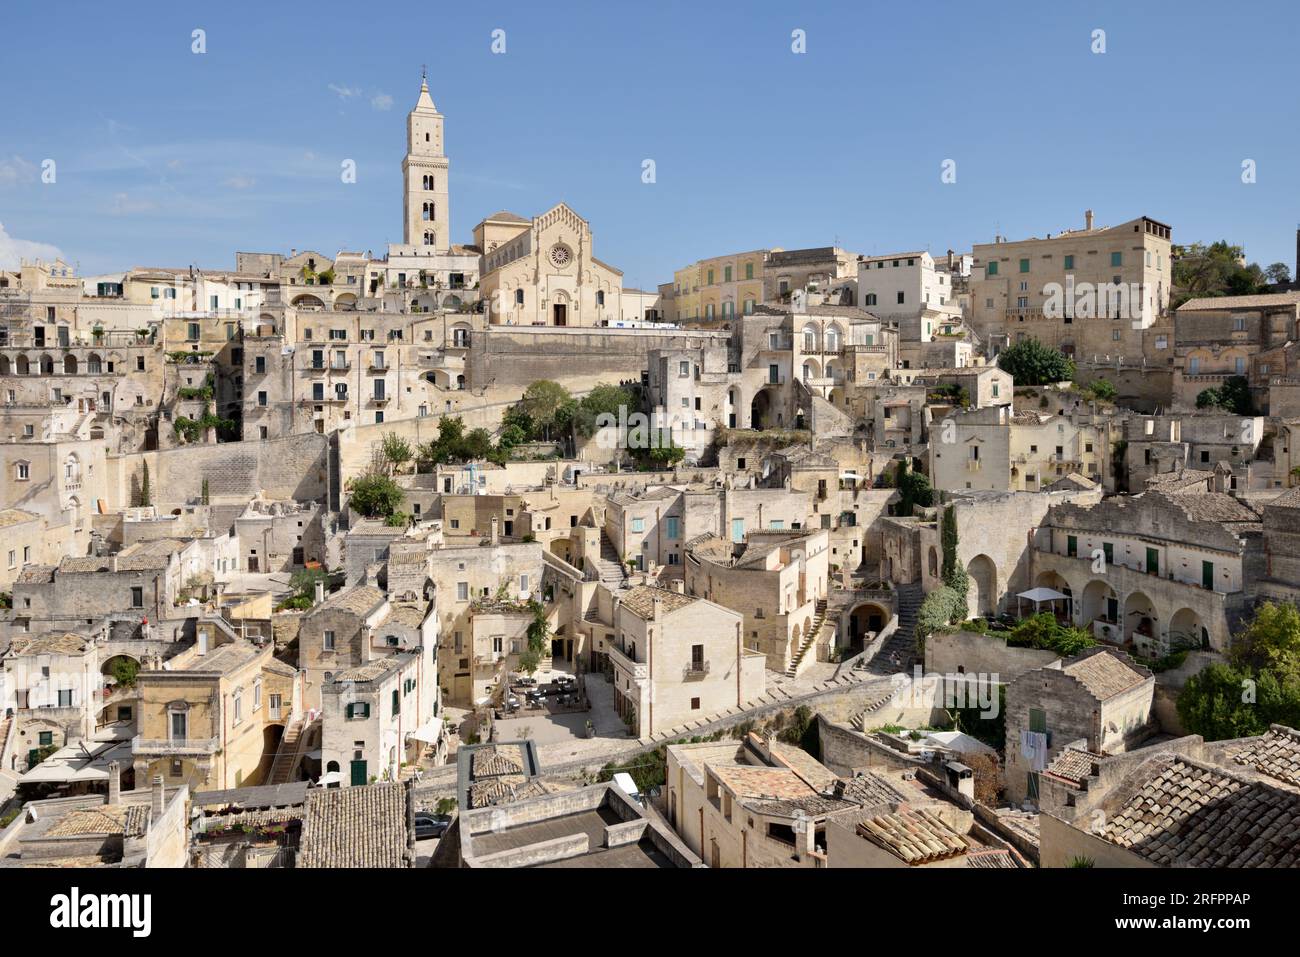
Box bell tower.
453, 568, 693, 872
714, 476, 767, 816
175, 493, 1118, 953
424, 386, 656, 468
402, 68, 450, 250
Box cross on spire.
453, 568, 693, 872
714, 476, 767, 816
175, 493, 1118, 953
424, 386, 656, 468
421, 64, 427, 81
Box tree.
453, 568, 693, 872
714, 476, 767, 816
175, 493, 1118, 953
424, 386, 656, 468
379, 432, 413, 474
895, 460, 933, 517
347, 472, 403, 518
1176, 663, 1272, 741
573, 382, 636, 438
461, 428, 495, 461
1195, 375, 1252, 415
647, 442, 686, 468
940, 504, 969, 622
110, 657, 139, 687
1264, 262, 1293, 286
1082, 378, 1118, 402
519, 380, 572, 440
138, 461, 151, 508
279, 566, 328, 610
1176, 602, 1300, 741
996, 339, 1075, 386
1172, 241, 1271, 306
1231, 601, 1300, 685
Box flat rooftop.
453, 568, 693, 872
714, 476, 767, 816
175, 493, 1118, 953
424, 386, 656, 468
471, 806, 676, 869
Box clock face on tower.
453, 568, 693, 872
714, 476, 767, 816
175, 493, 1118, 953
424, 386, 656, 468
549, 244, 573, 268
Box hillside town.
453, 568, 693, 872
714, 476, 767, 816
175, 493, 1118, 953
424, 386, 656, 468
3, 74, 1300, 875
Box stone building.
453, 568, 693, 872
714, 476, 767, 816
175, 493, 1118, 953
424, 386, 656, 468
664, 733, 848, 868
1173, 291, 1300, 409
929, 405, 1114, 494
320, 644, 438, 788
1037, 725, 1300, 867
1, 631, 101, 770
478, 203, 623, 328
1004, 647, 1155, 805
132, 618, 301, 793
684, 528, 830, 674
1029, 481, 1259, 653
969, 212, 1173, 355
1121, 412, 1265, 492
606, 585, 764, 738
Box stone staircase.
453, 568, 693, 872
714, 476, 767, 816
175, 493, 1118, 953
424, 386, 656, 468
0, 714, 17, 800
862, 582, 923, 677
849, 680, 908, 731
785, 599, 829, 678
591, 530, 629, 586
267, 718, 310, 786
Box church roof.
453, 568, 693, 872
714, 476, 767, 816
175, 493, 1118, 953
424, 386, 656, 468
413, 75, 438, 112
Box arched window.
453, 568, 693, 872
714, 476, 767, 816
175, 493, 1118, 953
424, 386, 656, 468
865, 293, 877, 306
423, 232, 434, 246
802, 324, 818, 352
87, 353, 103, 374
825, 325, 840, 352
39, 354, 54, 375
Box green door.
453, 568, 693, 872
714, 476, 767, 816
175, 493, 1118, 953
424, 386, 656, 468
350, 759, 368, 787
1202, 560, 1214, 590
1066, 535, 1077, 558
1145, 547, 1159, 575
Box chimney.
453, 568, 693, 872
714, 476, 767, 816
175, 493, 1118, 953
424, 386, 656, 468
197, 627, 208, 656
315, 579, 326, 605
652, 593, 663, 622
1085, 209, 1095, 231
107, 761, 121, 804
947, 249, 954, 270
152, 775, 165, 818
490, 515, 499, 546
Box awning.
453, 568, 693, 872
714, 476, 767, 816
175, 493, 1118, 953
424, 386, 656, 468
407, 717, 443, 745
21, 740, 133, 784
1016, 587, 1069, 603
318, 771, 341, 787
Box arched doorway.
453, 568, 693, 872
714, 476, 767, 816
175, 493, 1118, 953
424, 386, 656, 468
847, 602, 889, 654
967, 555, 998, 617
750, 389, 775, 430
1124, 591, 1157, 648
1081, 580, 1118, 639
1169, 607, 1208, 651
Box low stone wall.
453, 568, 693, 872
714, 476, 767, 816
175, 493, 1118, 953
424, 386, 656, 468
925, 629, 1060, 682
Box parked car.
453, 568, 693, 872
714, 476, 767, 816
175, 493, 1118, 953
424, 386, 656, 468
414, 814, 450, 840
512, 676, 537, 687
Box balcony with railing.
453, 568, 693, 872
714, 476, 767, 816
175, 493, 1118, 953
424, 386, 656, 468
131, 735, 220, 756
607, 642, 647, 680
683, 659, 711, 680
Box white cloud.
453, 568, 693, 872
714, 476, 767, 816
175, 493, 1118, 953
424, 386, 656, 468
329, 84, 361, 100
0, 221, 64, 269
370, 93, 393, 112
0, 155, 38, 187
224, 175, 256, 190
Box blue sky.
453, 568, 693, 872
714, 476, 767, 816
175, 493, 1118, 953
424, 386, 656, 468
1, 0, 1297, 288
